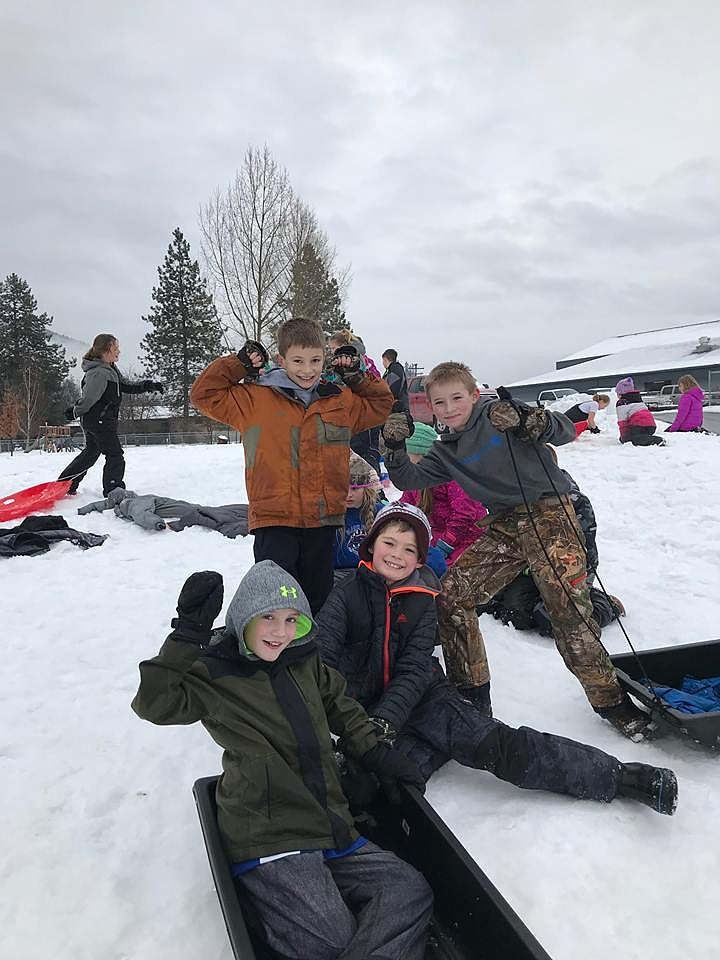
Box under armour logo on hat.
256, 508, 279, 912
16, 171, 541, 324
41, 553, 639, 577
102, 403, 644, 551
280, 585, 298, 599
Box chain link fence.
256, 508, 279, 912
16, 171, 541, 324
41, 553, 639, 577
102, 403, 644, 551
1, 430, 241, 454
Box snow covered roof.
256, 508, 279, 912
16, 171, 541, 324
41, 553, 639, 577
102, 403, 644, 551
509, 320, 720, 388
557, 319, 720, 364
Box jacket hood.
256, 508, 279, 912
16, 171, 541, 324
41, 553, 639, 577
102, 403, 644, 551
82, 358, 115, 373
686, 386, 704, 398
224, 560, 316, 657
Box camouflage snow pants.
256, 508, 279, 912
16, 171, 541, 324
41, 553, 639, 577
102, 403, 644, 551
437, 496, 624, 710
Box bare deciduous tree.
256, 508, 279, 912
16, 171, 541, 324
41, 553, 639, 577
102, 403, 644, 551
200, 145, 347, 347
0, 389, 20, 455
19, 366, 45, 449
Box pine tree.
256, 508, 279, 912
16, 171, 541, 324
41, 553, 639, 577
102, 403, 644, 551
280, 242, 346, 339
0, 274, 70, 438
141, 228, 225, 424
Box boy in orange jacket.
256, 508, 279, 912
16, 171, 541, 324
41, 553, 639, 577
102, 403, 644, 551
191, 317, 393, 611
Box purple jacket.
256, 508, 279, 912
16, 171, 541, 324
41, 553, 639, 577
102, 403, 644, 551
667, 387, 704, 432
400, 482, 488, 564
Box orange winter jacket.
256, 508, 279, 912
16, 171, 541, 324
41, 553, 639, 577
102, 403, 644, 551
190, 355, 393, 531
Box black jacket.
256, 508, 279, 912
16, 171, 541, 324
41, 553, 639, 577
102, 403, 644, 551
382, 361, 409, 412
74, 359, 149, 430
317, 562, 440, 731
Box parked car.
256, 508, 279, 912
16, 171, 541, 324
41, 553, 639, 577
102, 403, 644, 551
536, 387, 578, 407
407, 376, 497, 427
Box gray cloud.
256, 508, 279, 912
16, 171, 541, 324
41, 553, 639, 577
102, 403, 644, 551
2, 0, 720, 383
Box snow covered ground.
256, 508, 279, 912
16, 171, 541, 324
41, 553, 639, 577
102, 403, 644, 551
2, 423, 720, 960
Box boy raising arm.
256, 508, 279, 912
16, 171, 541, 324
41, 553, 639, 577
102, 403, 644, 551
132, 562, 432, 960
381, 362, 652, 741
190, 317, 393, 613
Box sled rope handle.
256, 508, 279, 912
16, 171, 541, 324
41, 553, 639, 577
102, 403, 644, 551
517, 438, 664, 711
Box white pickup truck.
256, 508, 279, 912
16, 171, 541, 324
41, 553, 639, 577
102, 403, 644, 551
642, 384, 719, 410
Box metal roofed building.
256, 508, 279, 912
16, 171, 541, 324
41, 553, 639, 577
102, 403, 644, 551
506, 319, 720, 402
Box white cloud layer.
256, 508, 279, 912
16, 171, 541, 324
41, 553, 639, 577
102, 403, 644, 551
2, 0, 720, 382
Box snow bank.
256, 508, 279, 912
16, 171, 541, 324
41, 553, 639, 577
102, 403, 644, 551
2, 434, 719, 960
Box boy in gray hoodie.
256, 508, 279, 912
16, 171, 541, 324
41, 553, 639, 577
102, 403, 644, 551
382, 361, 652, 741
132, 561, 432, 960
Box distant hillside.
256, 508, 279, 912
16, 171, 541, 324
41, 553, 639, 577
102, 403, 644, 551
50, 333, 90, 381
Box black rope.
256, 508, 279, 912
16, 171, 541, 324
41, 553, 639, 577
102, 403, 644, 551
520, 437, 664, 710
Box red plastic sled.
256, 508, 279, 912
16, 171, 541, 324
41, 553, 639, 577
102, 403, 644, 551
0, 479, 72, 523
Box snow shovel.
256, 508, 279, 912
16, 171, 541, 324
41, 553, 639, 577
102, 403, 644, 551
0, 479, 72, 523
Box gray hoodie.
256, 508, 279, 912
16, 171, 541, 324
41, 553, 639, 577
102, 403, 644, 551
386, 398, 574, 514
257, 367, 321, 408
73, 359, 122, 417
223, 560, 317, 658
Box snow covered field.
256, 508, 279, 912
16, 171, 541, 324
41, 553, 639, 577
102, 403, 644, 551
2, 425, 720, 960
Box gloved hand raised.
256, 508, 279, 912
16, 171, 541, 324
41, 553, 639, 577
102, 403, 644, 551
381, 410, 414, 450
360, 742, 425, 803
170, 571, 224, 643
237, 340, 269, 378
330, 345, 364, 386
143, 380, 164, 394
489, 387, 548, 442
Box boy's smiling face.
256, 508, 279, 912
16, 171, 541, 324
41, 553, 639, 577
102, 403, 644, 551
244, 608, 301, 662
279, 344, 325, 389
427, 378, 480, 431
369, 522, 422, 584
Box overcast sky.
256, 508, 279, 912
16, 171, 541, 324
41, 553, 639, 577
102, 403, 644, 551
2, 1, 720, 383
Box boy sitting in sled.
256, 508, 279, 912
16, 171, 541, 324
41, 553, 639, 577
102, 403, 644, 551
317, 502, 678, 815
132, 561, 432, 960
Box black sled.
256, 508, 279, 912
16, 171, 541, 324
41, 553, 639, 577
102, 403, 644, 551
611, 638, 720, 748
193, 775, 552, 960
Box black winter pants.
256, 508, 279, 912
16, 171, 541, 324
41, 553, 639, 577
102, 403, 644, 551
395, 681, 622, 801
58, 423, 125, 496
235, 842, 432, 960
350, 427, 381, 475
626, 425, 665, 446
253, 525, 337, 614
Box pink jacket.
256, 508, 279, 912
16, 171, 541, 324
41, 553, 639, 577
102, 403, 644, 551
667, 387, 704, 432
616, 393, 657, 441
400, 482, 488, 564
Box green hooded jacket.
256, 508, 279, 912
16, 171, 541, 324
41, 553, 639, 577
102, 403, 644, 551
132, 561, 378, 862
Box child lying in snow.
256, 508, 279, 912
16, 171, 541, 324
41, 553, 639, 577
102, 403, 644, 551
132, 561, 432, 959
317, 502, 678, 815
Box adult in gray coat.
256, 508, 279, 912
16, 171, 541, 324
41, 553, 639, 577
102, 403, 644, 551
58, 334, 162, 495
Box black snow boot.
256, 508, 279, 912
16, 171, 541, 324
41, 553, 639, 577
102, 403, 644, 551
459, 681, 492, 718
596, 696, 655, 742
617, 763, 678, 815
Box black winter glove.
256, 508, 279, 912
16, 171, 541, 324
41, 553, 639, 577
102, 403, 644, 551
368, 716, 398, 746
589, 426, 601, 434
170, 571, 224, 643
489, 387, 548, 442
360, 743, 426, 803
331, 345, 364, 386
143, 380, 164, 394
63, 406, 76, 422
237, 340, 269, 378
381, 410, 414, 450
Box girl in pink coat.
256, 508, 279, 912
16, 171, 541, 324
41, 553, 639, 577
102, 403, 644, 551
399, 422, 488, 565
666, 375, 705, 432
